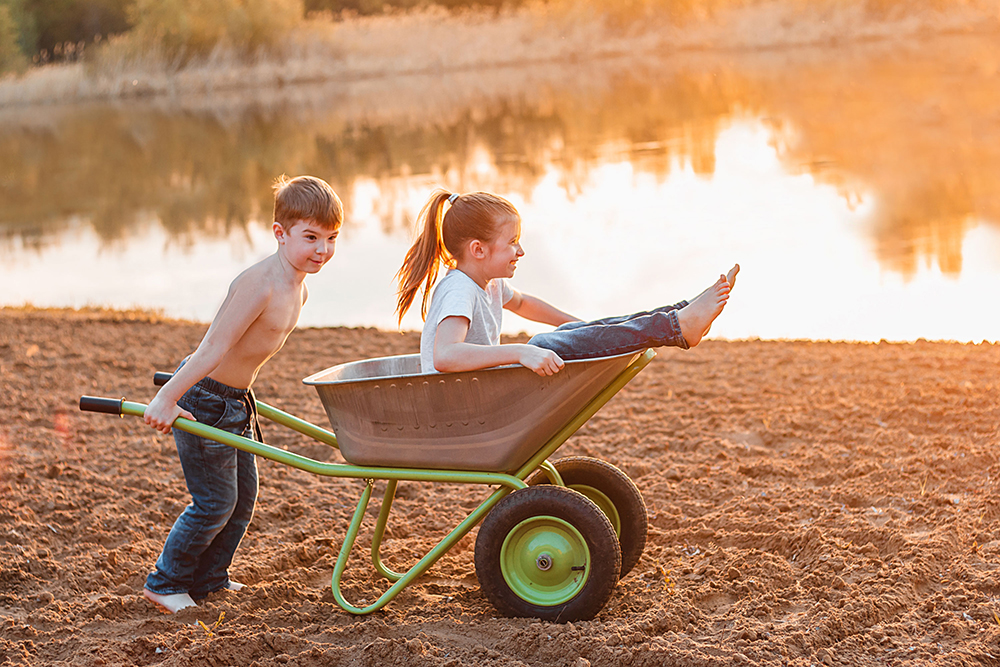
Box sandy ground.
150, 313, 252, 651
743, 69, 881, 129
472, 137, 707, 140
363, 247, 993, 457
1, 307, 999, 666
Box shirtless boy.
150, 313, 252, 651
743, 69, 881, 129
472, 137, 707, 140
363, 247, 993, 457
141, 175, 343, 613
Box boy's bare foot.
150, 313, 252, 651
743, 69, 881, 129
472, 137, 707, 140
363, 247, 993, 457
143, 588, 197, 613
677, 274, 731, 347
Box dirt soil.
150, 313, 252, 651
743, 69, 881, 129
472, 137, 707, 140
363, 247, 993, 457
1, 308, 999, 666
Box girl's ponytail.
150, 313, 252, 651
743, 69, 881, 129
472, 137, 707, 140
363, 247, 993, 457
396, 189, 520, 325
395, 190, 452, 324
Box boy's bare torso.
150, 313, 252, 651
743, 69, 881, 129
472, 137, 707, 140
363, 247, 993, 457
206, 256, 307, 390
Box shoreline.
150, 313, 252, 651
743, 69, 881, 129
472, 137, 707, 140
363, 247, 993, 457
1, 3, 998, 110
1, 29, 997, 123
2, 305, 996, 346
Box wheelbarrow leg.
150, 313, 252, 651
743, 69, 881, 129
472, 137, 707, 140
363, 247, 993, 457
331, 481, 515, 615
371, 479, 405, 582
538, 460, 565, 486
371, 464, 562, 584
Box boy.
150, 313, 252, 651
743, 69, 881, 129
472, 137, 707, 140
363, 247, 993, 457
141, 175, 343, 613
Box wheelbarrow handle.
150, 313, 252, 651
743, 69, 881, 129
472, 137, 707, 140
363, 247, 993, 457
79, 396, 124, 415
153, 372, 172, 386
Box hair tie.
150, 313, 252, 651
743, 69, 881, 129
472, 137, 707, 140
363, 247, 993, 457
447, 193, 459, 205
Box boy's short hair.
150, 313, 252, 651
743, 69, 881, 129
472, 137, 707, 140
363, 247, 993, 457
273, 175, 343, 229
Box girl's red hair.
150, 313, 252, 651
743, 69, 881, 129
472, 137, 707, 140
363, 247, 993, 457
395, 190, 519, 324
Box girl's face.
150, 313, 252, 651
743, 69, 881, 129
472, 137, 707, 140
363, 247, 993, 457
483, 217, 524, 280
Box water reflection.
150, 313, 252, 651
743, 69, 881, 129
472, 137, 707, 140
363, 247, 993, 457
0, 88, 733, 248
1, 32, 998, 341
754, 33, 1000, 277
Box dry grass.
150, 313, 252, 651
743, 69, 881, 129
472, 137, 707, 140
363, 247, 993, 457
0, 0, 997, 108
0, 304, 172, 323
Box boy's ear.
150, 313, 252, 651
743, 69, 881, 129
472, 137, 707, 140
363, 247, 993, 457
273, 221, 285, 244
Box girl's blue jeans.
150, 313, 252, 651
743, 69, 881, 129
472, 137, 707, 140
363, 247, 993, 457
144, 374, 260, 598
528, 301, 690, 360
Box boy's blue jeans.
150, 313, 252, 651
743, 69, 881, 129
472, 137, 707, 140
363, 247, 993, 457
145, 374, 260, 598
528, 301, 690, 360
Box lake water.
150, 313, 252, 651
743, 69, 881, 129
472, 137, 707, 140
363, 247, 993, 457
2, 33, 998, 342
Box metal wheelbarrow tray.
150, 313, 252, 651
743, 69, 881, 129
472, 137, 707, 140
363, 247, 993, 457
80, 349, 656, 622
303, 351, 643, 472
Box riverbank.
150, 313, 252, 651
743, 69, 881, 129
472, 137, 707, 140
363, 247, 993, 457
1, 0, 998, 108
1, 307, 998, 665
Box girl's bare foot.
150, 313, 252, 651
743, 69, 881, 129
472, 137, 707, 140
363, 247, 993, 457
677, 274, 731, 347
689, 264, 739, 340
143, 588, 197, 613
689, 264, 740, 301
726, 264, 740, 290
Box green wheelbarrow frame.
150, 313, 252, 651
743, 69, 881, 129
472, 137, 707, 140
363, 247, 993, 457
80, 349, 654, 615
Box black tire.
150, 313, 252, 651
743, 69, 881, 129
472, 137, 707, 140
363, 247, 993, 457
527, 457, 647, 578
474, 485, 621, 622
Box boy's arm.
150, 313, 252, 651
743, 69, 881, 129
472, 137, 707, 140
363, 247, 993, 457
505, 289, 580, 327
433, 316, 564, 376
143, 281, 270, 434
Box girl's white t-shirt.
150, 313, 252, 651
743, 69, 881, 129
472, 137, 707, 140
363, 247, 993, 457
420, 269, 514, 373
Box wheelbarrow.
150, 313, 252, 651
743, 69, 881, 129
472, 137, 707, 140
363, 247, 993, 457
79, 348, 655, 622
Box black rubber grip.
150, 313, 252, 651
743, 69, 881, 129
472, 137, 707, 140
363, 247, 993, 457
153, 372, 173, 386
79, 396, 123, 415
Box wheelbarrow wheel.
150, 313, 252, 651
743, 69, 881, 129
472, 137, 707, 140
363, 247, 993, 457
527, 457, 647, 578
475, 485, 620, 622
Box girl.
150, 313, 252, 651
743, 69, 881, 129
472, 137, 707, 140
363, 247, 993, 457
395, 190, 737, 376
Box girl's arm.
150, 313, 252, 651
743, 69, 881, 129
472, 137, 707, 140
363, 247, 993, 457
433, 316, 564, 376
505, 289, 580, 327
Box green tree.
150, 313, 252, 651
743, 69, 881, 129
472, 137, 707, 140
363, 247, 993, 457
0, 0, 39, 71
0, 3, 27, 73
24, 0, 129, 54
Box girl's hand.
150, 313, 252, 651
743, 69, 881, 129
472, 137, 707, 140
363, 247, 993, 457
144, 394, 196, 435
517, 345, 565, 376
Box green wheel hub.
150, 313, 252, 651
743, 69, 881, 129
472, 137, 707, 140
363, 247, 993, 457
568, 484, 620, 536
500, 515, 590, 606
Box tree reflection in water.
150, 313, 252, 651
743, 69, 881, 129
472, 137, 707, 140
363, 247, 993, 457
1, 31, 997, 283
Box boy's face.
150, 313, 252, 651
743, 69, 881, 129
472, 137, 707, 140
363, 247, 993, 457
275, 218, 340, 273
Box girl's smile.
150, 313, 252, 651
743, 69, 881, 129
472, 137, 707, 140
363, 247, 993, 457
484, 218, 524, 280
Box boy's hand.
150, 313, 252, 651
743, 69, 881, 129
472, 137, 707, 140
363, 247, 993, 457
517, 345, 565, 376
144, 395, 196, 434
